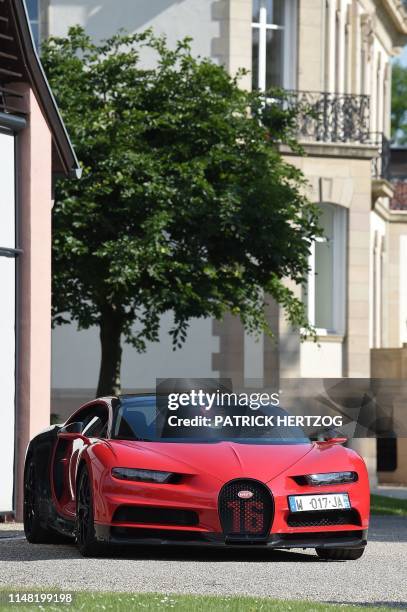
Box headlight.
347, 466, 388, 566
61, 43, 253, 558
303, 471, 358, 486
111, 467, 174, 483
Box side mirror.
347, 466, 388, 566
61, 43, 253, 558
58, 421, 88, 442
315, 428, 347, 446
317, 436, 347, 446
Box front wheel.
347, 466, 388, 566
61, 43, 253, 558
316, 547, 365, 561
76, 466, 105, 557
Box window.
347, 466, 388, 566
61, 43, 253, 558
0, 131, 16, 512
335, 7, 341, 93
251, 0, 297, 91
25, 0, 40, 48
83, 413, 108, 438
344, 7, 351, 93
67, 403, 109, 438
304, 203, 347, 334
377, 438, 397, 472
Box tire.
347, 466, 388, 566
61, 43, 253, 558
316, 546, 365, 561
24, 457, 63, 544
76, 465, 105, 557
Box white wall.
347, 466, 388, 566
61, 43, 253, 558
48, 0, 223, 64
48, 0, 227, 394
300, 340, 343, 377
52, 312, 220, 391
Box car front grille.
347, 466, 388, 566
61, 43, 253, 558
287, 509, 361, 528
218, 479, 273, 539
112, 506, 199, 527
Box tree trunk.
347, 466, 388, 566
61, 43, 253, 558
96, 305, 124, 397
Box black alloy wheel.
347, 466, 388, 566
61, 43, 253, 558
24, 457, 62, 543
76, 466, 104, 557
23, 460, 37, 539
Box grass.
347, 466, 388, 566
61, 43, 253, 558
370, 493, 407, 516
0, 590, 399, 612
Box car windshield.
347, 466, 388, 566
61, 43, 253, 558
112, 396, 310, 445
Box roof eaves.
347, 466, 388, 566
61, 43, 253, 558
10, 0, 81, 178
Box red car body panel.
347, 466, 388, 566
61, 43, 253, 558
81, 439, 369, 537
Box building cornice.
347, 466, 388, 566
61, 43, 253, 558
381, 0, 407, 35
372, 178, 394, 202
304, 334, 345, 344
373, 197, 407, 222
279, 141, 379, 160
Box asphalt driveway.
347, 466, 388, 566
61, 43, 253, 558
0, 516, 406, 608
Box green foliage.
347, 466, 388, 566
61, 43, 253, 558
370, 493, 407, 516
391, 61, 407, 143
42, 27, 319, 356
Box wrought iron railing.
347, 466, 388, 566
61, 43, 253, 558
369, 132, 391, 180
269, 90, 370, 145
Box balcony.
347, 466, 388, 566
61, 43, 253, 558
276, 90, 371, 145
268, 90, 394, 196
369, 132, 391, 180
369, 132, 394, 200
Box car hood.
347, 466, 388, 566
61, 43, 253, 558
106, 440, 314, 483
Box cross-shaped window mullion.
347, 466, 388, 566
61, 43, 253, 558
251, 24, 284, 30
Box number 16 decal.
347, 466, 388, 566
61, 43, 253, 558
227, 500, 264, 533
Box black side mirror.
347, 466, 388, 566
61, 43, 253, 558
316, 427, 341, 442
59, 421, 84, 435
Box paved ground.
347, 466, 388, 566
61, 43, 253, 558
0, 517, 406, 608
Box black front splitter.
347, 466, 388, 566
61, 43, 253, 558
94, 524, 367, 550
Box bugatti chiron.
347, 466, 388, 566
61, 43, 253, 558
24, 394, 370, 558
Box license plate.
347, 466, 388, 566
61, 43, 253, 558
288, 493, 350, 513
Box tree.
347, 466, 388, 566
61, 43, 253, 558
392, 61, 407, 143
42, 27, 320, 396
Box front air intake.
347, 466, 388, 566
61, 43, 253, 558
287, 509, 361, 528
218, 479, 273, 540
112, 506, 199, 526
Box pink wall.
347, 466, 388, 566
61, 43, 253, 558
15, 84, 53, 519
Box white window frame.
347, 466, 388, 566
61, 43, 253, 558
252, 0, 297, 92
0, 130, 16, 513
306, 204, 347, 336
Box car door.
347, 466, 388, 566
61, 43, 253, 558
52, 401, 109, 518
68, 405, 110, 500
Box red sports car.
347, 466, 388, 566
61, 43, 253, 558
24, 394, 370, 559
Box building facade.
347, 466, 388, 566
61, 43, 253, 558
0, 0, 79, 518
370, 143, 407, 484
40, 0, 407, 483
